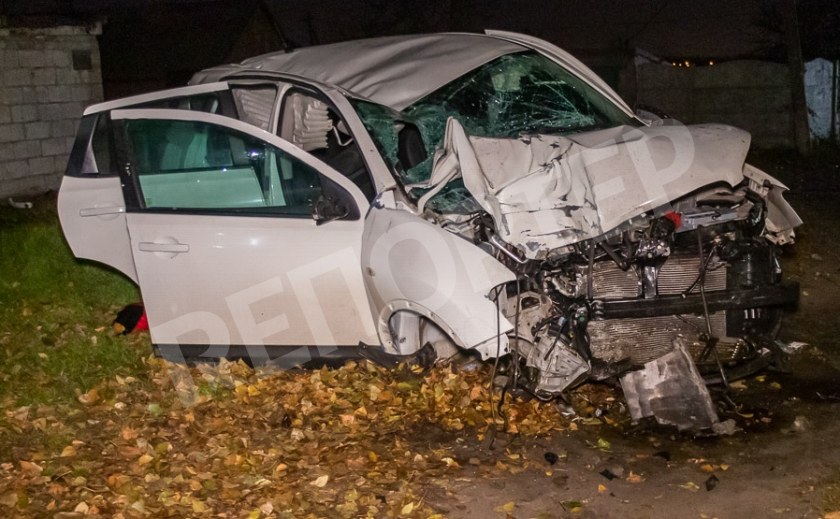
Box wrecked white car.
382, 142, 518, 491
58, 31, 801, 431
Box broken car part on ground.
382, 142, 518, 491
57, 31, 801, 432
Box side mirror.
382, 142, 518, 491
634, 104, 677, 127
312, 194, 349, 226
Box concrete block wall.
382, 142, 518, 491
637, 61, 794, 148
0, 24, 104, 199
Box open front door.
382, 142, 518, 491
109, 108, 377, 356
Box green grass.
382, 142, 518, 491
0, 194, 146, 407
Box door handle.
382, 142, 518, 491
80, 206, 125, 217
138, 242, 189, 254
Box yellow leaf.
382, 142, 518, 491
700, 464, 715, 473
192, 499, 207, 513
400, 502, 415, 515
441, 457, 459, 467
626, 471, 644, 484
598, 484, 607, 493
368, 451, 378, 463
60, 445, 76, 458
119, 446, 141, 459
78, 388, 99, 405
494, 501, 515, 513
137, 454, 154, 465
19, 460, 43, 476
311, 475, 329, 487
121, 427, 138, 441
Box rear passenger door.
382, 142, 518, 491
58, 82, 235, 282
110, 108, 377, 353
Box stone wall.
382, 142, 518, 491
637, 60, 794, 148
0, 24, 103, 199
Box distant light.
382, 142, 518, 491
709, 60, 715, 66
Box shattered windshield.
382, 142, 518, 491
408, 50, 633, 138
353, 51, 636, 213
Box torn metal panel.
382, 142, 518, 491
619, 344, 720, 431
424, 118, 750, 258
742, 164, 802, 245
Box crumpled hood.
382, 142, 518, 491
423, 119, 750, 258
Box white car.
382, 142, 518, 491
58, 31, 801, 430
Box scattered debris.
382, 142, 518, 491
544, 452, 560, 465
653, 451, 672, 461
712, 419, 739, 436
113, 303, 148, 335
775, 340, 809, 355
788, 415, 811, 433
679, 481, 701, 492
606, 465, 625, 479
7, 198, 32, 209
705, 475, 720, 491
620, 345, 720, 431
600, 469, 618, 480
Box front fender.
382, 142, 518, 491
362, 207, 515, 359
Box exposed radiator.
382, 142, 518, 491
658, 255, 727, 294
583, 255, 728, 299
588, 312, 730, 365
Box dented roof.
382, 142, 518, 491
190, 33, 526, 109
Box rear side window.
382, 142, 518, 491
125, 118, 323, 216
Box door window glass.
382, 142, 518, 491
125, 118, 323, 215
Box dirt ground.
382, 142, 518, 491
3, 153, 839, 519
417, 172, 840, 518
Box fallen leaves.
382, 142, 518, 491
310, 475, 329, 488
1, 356, 609, 517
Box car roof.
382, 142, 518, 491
190, 32, 526, 110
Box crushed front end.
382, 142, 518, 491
413, 121, 802, 432
485, 180, 799, 429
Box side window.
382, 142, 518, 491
279, 91, 376, 201
123, 118, 324, 216
73, 92, 229, 177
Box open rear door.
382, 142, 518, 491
58, 82, 233, 282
